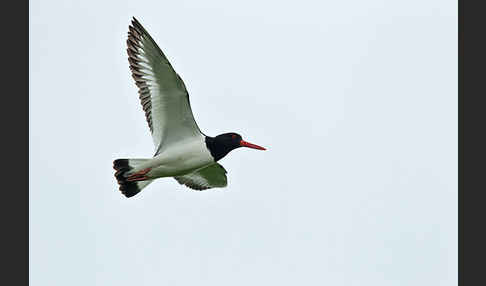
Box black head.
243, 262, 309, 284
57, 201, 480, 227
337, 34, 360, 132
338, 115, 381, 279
205, 132, 266, 161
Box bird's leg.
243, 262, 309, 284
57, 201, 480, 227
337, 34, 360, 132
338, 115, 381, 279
126, 168, 151, 182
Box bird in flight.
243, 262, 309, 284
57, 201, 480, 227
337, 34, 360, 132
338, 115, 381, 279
113, 17, 266, 198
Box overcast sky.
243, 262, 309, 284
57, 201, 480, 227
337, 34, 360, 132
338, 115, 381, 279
30, 0, 457, 285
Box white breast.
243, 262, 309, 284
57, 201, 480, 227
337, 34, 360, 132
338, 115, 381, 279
148, 135, 214, 178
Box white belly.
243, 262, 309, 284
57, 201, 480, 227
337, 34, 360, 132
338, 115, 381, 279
144, 136, 214, 178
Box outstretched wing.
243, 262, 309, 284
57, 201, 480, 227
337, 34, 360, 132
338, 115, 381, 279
174, 163, 228, 191
127, 17, 203, 155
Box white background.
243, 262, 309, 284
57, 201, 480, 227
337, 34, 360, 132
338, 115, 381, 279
30, 0, 457, 285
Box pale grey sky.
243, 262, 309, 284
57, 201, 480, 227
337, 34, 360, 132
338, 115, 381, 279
30, 0, 457, 285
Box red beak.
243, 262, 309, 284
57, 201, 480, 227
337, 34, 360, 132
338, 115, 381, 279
240, 140, 266, 150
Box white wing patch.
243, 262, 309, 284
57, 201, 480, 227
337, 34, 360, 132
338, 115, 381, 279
127, 18, 203, 154
174, 163, 228, 191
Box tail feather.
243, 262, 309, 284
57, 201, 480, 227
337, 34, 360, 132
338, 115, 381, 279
113, 159, 153, 198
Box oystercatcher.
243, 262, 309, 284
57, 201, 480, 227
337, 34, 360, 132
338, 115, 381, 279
113, 17, 266, 198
